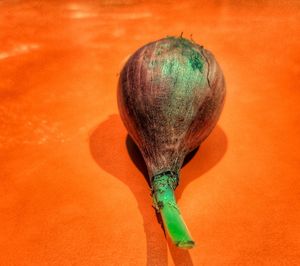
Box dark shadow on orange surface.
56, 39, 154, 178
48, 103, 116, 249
89, 114, 227, 266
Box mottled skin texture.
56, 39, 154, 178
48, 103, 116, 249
118, 36, 225, 182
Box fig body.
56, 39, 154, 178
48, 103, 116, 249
118, 36, 225, 178
117, 36, 225, 248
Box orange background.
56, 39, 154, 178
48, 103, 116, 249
0, 1, 299, 265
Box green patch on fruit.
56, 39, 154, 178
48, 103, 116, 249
164, 36, 204, 72
158, 54, 206, 123
159, 52, 206, 95
188, 52, 203, 71
161, 57, 181, 76
148, 36, 208, 123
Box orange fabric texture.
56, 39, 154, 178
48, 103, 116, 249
0, 1, 299, 265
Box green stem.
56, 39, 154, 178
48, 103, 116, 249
151, 172, 195, 249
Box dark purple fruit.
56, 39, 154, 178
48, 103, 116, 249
117, 36, 225, 248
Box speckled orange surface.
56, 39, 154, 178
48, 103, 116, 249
0, 1, 299, 265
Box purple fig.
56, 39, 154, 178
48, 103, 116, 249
117, 36, 225, 248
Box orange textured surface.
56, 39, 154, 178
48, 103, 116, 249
0, 1, 299, 265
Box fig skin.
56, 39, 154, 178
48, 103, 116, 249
117, 36, 226, 181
